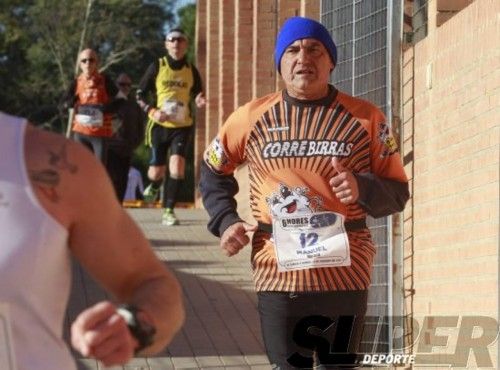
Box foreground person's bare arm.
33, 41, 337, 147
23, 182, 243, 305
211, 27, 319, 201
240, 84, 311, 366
25, 125, 184, 365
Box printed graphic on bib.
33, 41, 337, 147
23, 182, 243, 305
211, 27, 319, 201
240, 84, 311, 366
266, 184, 351, 272
161, 99, 186, 123
0, 304, 17, 370
75, 104, 104, 127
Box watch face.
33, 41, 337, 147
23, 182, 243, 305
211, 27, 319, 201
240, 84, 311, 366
117, 305, 156, 352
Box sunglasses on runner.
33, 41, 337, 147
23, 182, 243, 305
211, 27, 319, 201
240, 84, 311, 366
167, 37, 186, 43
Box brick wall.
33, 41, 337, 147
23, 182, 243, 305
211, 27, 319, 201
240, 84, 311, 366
205, 0, 220, 152
218, 0, 235, 127
402, 0, 499, 367
193, 0, 207, 202
234, 0, 253, 108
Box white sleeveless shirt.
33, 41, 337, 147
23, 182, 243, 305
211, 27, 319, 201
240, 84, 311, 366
0, 113, 76, 370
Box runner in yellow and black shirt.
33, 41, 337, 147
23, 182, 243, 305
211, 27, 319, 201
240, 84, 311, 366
200, 17, 409, 369
136, 28, 205, 226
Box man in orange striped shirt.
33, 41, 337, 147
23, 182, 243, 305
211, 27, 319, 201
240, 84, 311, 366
200, 16, 409, 369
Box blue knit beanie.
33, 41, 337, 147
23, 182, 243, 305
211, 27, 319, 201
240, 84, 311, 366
275, 17, 337, 73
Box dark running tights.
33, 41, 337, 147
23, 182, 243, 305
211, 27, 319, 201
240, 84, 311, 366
257, 290, 368, 369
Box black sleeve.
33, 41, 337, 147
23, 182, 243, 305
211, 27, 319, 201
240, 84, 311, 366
102, 75, 121, 113
191, 65, 203, 97
355, 173, 410, 218
199, 160, 243, 237
60, 79, 77, 110
130, 103, 146, 149
136, 61, 159, 103
104, 74, 119, 98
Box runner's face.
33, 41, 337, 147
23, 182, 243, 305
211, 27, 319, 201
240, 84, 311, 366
280, 38, 334, 100
165, 36, 188, 60
116, 77, 132, 95
79, 50, 98, 76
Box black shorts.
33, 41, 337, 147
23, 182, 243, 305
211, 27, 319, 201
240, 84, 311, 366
149, 125, 192, 166
257, 290, 368, 369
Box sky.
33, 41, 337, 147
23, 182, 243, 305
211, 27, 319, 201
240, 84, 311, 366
172, 0, 195, 24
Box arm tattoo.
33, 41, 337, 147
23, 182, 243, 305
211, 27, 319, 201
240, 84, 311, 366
29, 143, 78, 203
29, 169, 60, 202
30, 169, 59, 186
48, 143, 78, 173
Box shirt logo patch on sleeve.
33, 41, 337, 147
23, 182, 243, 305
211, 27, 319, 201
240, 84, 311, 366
378, 122, 398, 157
204, 137, 231, 174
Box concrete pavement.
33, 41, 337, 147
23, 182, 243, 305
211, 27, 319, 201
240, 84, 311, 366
64, 208, 272, 370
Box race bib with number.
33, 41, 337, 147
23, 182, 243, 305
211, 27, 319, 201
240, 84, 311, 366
0, 304, 17, 370
161, 100, 186, 123
75, 104, 104, 127
272, 211, 351, 272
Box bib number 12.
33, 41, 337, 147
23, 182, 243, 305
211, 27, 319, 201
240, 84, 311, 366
299, 232, 318, 248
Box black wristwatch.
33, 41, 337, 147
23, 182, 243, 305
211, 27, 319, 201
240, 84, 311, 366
117, 304, 156, 354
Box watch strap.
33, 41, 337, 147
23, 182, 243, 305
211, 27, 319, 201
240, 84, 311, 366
117, 304, 156, 354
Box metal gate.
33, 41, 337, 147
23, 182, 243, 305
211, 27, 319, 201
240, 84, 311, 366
321, 0, 401, 355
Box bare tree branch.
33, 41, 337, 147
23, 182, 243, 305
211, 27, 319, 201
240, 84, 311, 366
75, 0, 94, 77
43, 31, 69, 90
99, 46, 144, 72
